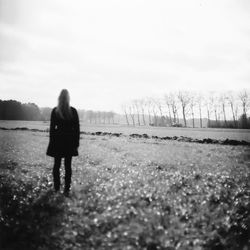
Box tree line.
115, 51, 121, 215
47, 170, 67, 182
0, 100, 117, 124
1, 90, 249, 129
79, 110, 116, 124
0, 100, 42, 121
121, 90, 250, 129
41, 108, 117, 124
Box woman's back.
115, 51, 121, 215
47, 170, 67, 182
53, 107, 78, 131
47, 106, 80, 157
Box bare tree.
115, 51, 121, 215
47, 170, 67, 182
128, 105, 135, 126
106, 111, 115, 124
78, 110, 86, 121
189, 93, 196, 128
145, 97, 153, 125
227, 91, 238, 127
152, 97, 165, 126
121, 104, 130, 126
148, 98, 158, 126
94, 112, 97, 124
111, 112, 115, 124
96, 111, 101, 124
133, 100, 141, 126
176, 110, 180, 124
178, 91, 190, 127
101, 111, 106, 124
164, 94, 173, 126
197, 93, 203, 128
239, 89, 250, 128
209, 92, 219, 126
168, 93, 179, 125
219, 93, 228, 127
139, 99, 146, 125
86, 110, 94, 123
204, 95, 212, 127
239, 89, 249, 116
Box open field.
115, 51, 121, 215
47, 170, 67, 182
0, 120, 250, 142
0, 128, 250, 250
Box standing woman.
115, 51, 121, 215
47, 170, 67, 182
47, 89, 80, 195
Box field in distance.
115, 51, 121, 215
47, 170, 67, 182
0, 120, 250, 142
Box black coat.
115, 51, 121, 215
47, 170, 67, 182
46, 107, 80, 157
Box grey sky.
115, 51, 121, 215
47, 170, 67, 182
0, 0, 249, 112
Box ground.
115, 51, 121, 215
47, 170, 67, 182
0, 127, 250, 250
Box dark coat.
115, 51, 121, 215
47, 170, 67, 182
46, 107, 80, 157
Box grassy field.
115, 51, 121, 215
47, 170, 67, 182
0, 120, 250, 142
0, 127, 250, 249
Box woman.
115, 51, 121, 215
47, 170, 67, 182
47, 89, 80, 195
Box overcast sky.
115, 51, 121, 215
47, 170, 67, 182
0, 0, 249, 112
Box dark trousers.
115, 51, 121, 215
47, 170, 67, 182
53, 156, 72, 191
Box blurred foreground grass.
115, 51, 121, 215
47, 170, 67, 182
0, 130, 249, 249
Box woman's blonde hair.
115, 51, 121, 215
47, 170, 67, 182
56, 89, 72, 119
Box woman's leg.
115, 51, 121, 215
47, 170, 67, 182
64, 156, 72, 193
53, 157, 62, 191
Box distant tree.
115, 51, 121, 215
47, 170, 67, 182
145, 98, 153, 125
128, 105, 135, 126
133, 100, 141, 126
99, 111, 104, 124
164, 94, 173, 126
239, 89, 249, 117
153, 97, 165, 126
78, 110, 86, 121
1, 100, 23, 120
238, 114, 250, 129
106, 111, 115, 124
121, 104, 130, 126
150, 98, 159, 126
139, 99, 146, 125
227, 91, 238, 128
168, 93, 179, 125
238, 90, 250, 128
178, 91, 190, 127
85, 110, 94, 123
205, 97, 211, 128
96, 111, 101, 123
209, 92, 219, 126
219, 93, 228, 127
40, 107, 52, 121
197, 93, 203, 128
189, 94, 196, 128
111, 111, 115, 124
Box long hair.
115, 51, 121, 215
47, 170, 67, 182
56, 89, 72, 120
